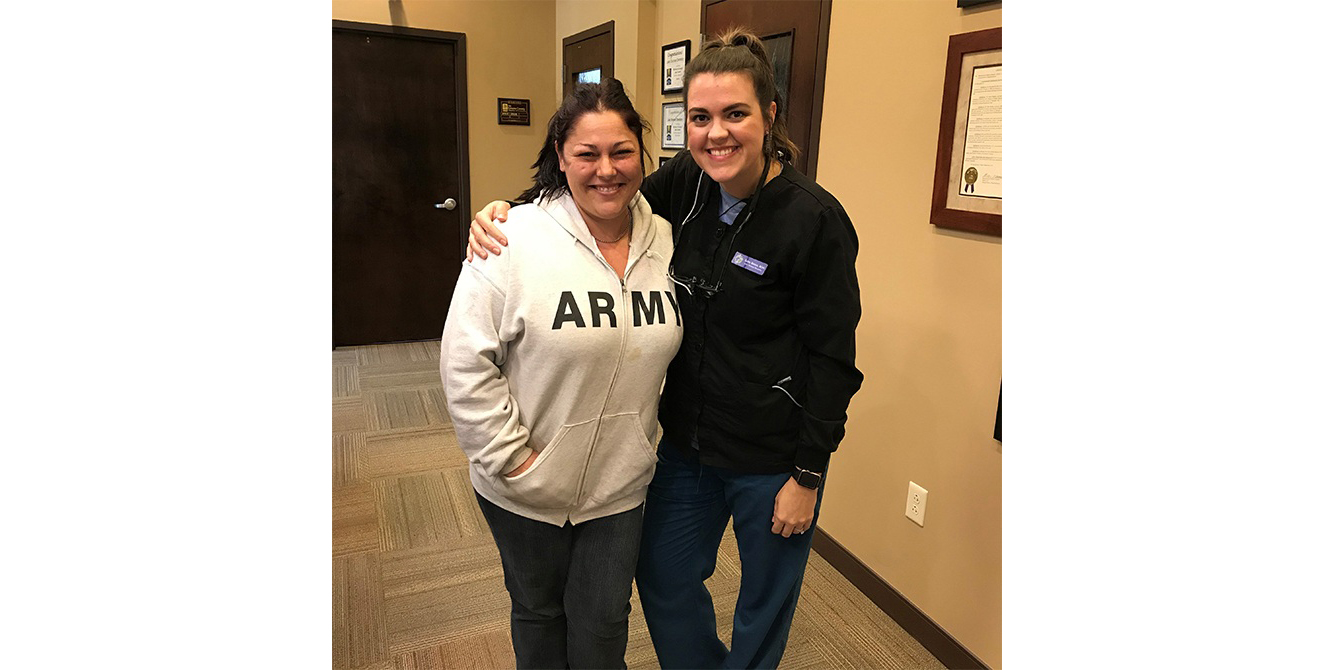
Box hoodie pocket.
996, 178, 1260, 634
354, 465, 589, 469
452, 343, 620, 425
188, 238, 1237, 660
582, 412, 659, 505
495, 418, 597, 510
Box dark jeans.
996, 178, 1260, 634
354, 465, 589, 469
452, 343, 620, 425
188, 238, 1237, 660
635, 441, 824, 669
475, 492, 644, 670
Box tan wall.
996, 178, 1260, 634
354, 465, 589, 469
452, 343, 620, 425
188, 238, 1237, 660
332, 0, 558, 208
555, 0, 642, 105
815, 1, 1003, 667
633, 0, 660, 140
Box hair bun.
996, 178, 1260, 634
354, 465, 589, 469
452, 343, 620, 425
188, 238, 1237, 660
724, 30, 768, 62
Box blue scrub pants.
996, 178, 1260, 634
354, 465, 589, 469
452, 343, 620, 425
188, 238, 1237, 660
635, 440, 825, 669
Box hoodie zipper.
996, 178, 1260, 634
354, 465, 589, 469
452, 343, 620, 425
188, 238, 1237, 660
569, 239, 645, 513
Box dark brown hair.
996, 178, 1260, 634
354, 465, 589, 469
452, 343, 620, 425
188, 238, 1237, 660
517, 78, 650, 203
683, 28, 800, 164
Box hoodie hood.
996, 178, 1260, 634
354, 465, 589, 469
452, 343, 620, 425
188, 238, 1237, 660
539, 191, 658, 259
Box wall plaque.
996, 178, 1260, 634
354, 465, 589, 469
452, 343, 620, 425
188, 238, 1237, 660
498, 98, 530, 126
661, 40, 691, 94
661, 102, 685, 150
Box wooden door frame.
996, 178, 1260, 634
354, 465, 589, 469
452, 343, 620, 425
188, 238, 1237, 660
332, 19, 472, 254
562, 20, 615, 93
699, 0, 831, 179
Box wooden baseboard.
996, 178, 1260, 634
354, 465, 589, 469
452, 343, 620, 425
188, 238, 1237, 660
810, 528, 990, 670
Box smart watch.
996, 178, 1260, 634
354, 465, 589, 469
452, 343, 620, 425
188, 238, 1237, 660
792, 466, 823, 490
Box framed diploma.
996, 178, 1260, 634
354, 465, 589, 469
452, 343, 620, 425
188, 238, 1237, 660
661, 102, 686, 150
930, 27, 1001, 237
661, 40, 690, 94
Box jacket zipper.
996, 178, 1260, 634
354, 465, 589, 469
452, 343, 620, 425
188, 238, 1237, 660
772, 375, 803, 408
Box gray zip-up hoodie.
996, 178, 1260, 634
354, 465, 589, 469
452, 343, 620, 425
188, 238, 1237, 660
440, 192, 683, 526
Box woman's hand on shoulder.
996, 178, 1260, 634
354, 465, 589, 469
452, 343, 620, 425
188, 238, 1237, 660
468, 201, 513, 261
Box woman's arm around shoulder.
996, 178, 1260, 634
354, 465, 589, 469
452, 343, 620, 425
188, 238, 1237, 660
640, 151, 696, 221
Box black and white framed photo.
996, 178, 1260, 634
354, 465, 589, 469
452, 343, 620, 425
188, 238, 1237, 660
661, 102, 685, 150
661, 40, 690, 94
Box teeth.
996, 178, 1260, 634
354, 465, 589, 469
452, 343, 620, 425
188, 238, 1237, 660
708, 147, 737, 157
593, 185, 620, 193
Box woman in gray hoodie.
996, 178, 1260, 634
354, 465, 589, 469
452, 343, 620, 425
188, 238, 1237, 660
439, 78, 682, 669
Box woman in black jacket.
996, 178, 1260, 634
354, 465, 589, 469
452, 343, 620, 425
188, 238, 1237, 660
469, 29, 862, 669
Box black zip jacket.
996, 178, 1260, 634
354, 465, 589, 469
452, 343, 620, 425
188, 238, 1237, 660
640, 152, 863, 475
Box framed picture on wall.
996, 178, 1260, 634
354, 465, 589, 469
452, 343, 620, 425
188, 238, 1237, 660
661, 102, 685, 150
661, 40, 690, 94
994, 384, 1001, 442
930, 27, 1001, 237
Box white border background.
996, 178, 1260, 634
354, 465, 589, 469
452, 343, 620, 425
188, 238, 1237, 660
5, 2, 1334, 668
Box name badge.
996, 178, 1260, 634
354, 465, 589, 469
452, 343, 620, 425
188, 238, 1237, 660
731, 252, 768, 276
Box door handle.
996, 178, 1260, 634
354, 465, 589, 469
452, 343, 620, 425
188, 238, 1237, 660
434, 198, 457, 210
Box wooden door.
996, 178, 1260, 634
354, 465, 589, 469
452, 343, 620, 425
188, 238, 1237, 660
702, 0, 831, 178
333, 22, 470, 347
563, 21, 615, 97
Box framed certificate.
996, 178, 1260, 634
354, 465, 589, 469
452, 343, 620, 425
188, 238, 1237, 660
661, 40, 690, 94
930, 27, 1001, 237
661, 102, 686, 150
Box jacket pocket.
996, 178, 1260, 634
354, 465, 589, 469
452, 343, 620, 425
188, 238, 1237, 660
716, 376, 804, 441
494, 418, 597, 510
581, 412, 659, 505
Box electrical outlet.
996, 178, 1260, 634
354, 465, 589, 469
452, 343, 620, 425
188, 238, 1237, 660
905, 481, 928, 527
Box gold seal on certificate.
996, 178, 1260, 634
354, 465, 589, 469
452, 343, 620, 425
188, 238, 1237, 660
963, 167, 979, 194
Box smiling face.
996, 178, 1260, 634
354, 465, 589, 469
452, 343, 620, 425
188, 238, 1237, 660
686, 71, 777, 198
557, 110, 643, 229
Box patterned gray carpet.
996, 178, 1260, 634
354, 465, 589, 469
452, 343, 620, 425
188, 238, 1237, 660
334, 341, 945, 669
